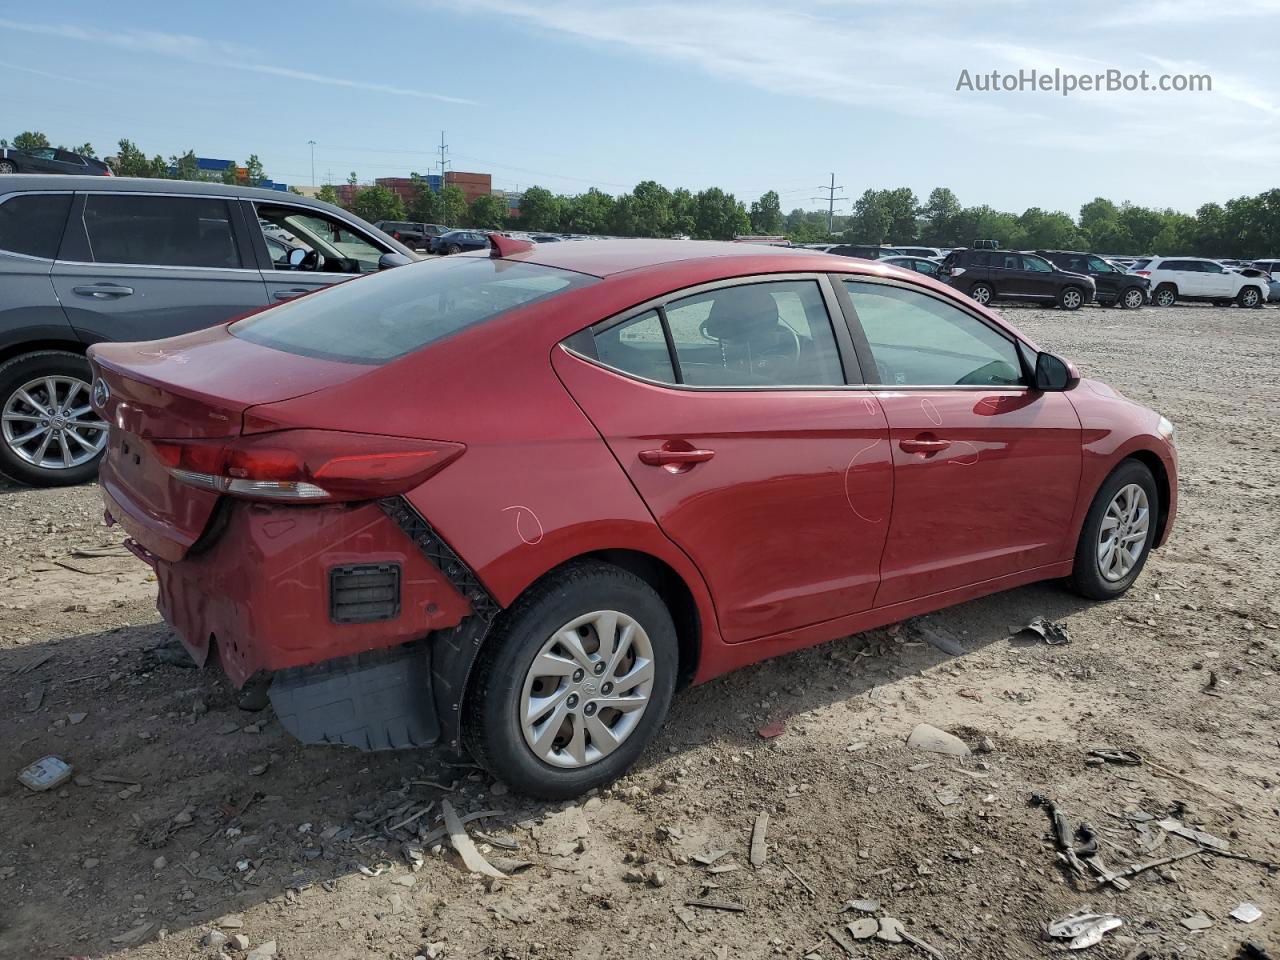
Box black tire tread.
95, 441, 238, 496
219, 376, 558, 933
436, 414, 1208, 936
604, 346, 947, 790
1069, 459, 1158, 600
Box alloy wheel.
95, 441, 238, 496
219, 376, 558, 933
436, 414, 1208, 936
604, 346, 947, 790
1062, 289, 1082, 309
1242, 289, 1260, 307
1, 375, 107, 470
1155, 290, 1175, 307
1097, 483, 1150, 582
1124, 288, 1144, 309
519, 609, 655, 769
971, 286, 992, 305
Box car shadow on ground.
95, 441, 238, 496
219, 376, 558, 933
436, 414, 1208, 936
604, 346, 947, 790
0, 576, 1095, 958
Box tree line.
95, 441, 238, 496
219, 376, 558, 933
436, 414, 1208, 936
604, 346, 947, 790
6, 130, 1278, 255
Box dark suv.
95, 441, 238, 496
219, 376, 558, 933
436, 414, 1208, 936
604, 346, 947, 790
1035, 250, 1149, 309
0, 175, 415, 487
0, 146, 112, 177
939, 248, 1095, 310
373, 221, 446, 249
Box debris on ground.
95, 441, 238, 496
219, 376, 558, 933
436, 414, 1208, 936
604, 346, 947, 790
757, 719, 787, 739
441, 799, 505, 879
1086, 747, 1142, 766
17, 755, 72, 792
912, 620, 964, 656
906, 723, 970, 757
1047, 910, 1124, 949
1230, 903, 1262, 924
1010, 616, 1072, 645
1157, 818, 1230, 851
1181, 913, 1214, 931
749, 809, 769, 867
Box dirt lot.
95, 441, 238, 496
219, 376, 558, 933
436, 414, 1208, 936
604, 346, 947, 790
2, 302, 1277, 960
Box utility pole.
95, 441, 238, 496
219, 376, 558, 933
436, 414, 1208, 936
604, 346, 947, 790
307, 140, 316, 187
437, 131, 450, 188
811, 173, 845, 236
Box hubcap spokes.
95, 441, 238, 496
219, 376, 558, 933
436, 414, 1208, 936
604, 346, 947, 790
2, 375, 107, 470
1097, 483, 1150, 582
520, 610, 654, 769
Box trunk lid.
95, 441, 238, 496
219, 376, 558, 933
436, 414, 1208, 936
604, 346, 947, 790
90, 324, 369, 561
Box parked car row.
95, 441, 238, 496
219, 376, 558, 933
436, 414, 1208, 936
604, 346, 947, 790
1128, 257, 1269, 308
372, 221, 448, 249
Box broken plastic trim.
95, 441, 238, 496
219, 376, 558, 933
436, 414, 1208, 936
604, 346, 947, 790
377, 496, 500, 623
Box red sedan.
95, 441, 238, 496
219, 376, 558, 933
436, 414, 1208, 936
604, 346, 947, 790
89, 237, 1177, 798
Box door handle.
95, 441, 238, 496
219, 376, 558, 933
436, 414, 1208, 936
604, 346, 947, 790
638, 447, 716, 467
273, 288, 311, 301
73, 284, 133, 299
899, 437, 951, 455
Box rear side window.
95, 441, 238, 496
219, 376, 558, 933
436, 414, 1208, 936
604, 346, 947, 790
83, 194, 241, 268
0, 193, 73, 259
594, 310, 676, 383
233, 257, 595, 364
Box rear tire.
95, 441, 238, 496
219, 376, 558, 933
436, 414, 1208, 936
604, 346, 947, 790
0, 350, 106, 487
1070, 460, 1159, 600
1237, 286, 1262, 308
1153, 285, 1177, 307
463, 561, 678, 799
1059, 286, 1084, 310
969, 282, 993, 305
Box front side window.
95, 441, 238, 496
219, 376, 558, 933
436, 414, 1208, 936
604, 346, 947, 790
258, 205, 385, 274
844, 281, 1024, 387
1022, 255, 1053, 273
233, 257, 595, 364
1200, 261, 1224, 273
662, 280, 845, 387
0, 193, 73, 259
82, 194, 241, 268
1087, 256, 1114, 273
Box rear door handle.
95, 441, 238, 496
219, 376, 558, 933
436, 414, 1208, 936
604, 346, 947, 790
273, 288, 311, 301
899, 437, 951, 454
73, 284, 134, 299
638, 447, 716, 466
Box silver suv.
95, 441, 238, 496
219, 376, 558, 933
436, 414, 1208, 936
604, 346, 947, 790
0, 176, 415, 486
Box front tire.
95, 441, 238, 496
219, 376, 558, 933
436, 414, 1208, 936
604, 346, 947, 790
1070, 460, 1159, 600
0, 160, 17, 174
1153, 285, 1177, 307
969, 282, 994, 305
463, 561, 678, 799
1121, 287, 1145, 309
446, 244, 461, 255
0, 351, 107, 487
1059, 286, 1084, 310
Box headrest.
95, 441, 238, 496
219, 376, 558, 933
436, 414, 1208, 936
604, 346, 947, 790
701, 286, 781, 341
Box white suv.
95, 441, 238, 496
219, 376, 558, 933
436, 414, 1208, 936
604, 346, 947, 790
1130, 256, 1267, 308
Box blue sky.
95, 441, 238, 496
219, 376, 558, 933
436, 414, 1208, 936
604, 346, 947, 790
1, 0, 1277, 217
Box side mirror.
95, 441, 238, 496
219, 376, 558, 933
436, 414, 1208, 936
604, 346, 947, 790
1034, 352, 1079, 392
378, 252, 413, 270
287, 248, 306, 267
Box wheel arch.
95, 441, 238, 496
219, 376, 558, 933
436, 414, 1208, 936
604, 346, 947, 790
0, 338, 87, 368
1123, 449, 1172, 547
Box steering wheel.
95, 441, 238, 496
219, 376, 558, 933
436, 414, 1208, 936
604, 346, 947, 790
299, 249, 323, 272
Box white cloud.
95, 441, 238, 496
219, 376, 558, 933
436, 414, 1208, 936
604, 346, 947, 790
0, 18, 475, 104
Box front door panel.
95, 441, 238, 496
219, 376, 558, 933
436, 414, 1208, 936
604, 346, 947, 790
874, 389, 1082, 605
554, 350, 894, 643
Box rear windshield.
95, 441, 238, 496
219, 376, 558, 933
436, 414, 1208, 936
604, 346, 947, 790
231, 257, 595, 364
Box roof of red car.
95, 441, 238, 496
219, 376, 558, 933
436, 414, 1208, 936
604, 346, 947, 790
489, 238, 836, 278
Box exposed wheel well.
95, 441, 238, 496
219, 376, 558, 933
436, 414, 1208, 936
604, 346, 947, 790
0, 339, 86, 368
1122, 451, 1171, 546
581, 549, 702, 688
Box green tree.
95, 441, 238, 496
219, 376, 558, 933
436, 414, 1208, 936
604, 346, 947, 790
347, 171, 359, 187
563, 188, 614, 234
749, 190, 783, 234
437, 185, 468, 226
518, 185, 561, 231
407, 172, 439, 223
692, 188, 746, 240
920, 187, 962, 244
630, 180, 673, 237
1017, 207, 1085, 249
467, 193, 507, 229
13, 131, 50, 151
169, 150, 200, 182
113, 138, 166, 178
220, 162, 240, 185
668, 188, 696, 237
317, 183, 341, 205
244, 154, 267, 187
72, 142, 96, 158
352, 184, 405, 223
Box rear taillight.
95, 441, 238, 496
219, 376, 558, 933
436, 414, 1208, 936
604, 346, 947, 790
1135, 270, 1150, 277
150, 430, 464, 503
949, 266, 965, 277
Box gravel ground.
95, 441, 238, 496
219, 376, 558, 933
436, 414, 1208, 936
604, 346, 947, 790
1, 302, 1277, 960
